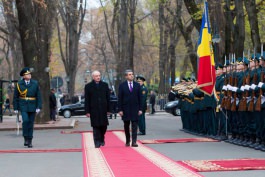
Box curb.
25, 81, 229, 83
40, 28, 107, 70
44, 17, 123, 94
0, 119, 76, 131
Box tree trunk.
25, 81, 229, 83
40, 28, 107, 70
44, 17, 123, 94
16, 0, 57, 123
244, 0, 261, 51
234, 0, 245, 58
158, 1, 166, 93
57, 0, 86, 99
2, 0, 24, 79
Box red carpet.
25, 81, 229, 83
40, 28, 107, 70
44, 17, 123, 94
177, 158, 265, 172
0, 148, 82, 153
61, 129, 123, 134
139, 138, 219, 144
82, 131, 202, 177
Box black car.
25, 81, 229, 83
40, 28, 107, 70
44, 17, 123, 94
58, 99, 119, 118
59, 100, 86, 118
164, 100, 181, 116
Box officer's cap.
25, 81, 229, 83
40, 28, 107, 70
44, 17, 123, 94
250, 53, 260, 62
215, 63, 223, 70
236, 57, 242, 64
20, 67, 31, 76
224, 60, 230, 66
259, 52, 265, 60
181, 77, 188, 82
242, 57, 249, 65
136, 75, 145, 82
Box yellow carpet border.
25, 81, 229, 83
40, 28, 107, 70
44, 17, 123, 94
83, 133, 114, 177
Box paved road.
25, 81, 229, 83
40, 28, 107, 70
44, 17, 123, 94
0, 112, 264, 177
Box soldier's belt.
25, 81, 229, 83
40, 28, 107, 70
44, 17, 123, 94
19, 97, 36, 100
194, 97, 203, 100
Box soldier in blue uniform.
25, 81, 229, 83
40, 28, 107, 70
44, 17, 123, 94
136, 75, 148, 135
13, 67, 42, 148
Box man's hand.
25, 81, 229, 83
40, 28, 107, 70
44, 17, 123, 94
14, 110, 18, 114
86, 113, 90, 117
107, 112, 111, 116
138, 111, 142, 115
119, 111, 123, 117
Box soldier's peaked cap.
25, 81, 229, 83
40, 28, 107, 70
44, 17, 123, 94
20, 67, 31, 76
136, 75, 145, 81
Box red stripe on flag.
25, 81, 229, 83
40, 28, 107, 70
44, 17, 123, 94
197, 55, 215, 95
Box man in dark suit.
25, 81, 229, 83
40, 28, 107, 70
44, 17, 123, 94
13, 67, 42, 148
118, 70, 142, 147
84, 70, 110, 148
49, 88, 57, 121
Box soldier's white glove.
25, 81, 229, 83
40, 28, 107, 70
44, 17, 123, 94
227, 84, 232, 90
222, 85, 227, 91
244, 85, 250, 90
36, 109, 40, 114
240, 86, 245, 91
250, 84, 256, 90
258, 82, 264, 88
14, 110, 18, 114
232, 87, 237, 92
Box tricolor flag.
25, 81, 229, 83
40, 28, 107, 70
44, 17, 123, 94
197, 1, 216, 95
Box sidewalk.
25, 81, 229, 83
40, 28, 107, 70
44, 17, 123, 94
0, 115, 76, 131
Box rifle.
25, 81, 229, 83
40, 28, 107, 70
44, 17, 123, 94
231, 55, 238, 111
226, 55, 233, 110
255, 44, 264, 111
221, 75, 228, 108
255, 67, 264, 111
248, 65, 258, 112
231, 73, 238, 111
238, 71, 246, 111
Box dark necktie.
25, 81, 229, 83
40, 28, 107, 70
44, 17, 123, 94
129, 82, 133, 92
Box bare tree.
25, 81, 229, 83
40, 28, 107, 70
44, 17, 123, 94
2, 0, 24, 79
57, 0, 86, 98
244, 0, 261, 51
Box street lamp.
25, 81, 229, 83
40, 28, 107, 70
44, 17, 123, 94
84, 70, 90, 83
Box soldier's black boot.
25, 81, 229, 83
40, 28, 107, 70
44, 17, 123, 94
24, 137, 29, 146
28, 138, 33, 148
260, 142, 265, 151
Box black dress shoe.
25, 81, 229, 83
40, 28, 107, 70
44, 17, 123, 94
28, 140, 33, 148
24, 137, 29, 146
138, 132, 145, 135
125, 143, 130, 147
101, 141, 105, 146
131, 143, 138, 147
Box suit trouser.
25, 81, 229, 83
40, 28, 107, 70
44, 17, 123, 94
92, 126, 107, 146
50, 108, 56, 120
21, 112, 36, 138
138, 111, 146, 134
124, 120, 138, 143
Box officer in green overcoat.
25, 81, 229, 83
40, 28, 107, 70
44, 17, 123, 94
136, 75, 148, 135
13, 67, 42, 148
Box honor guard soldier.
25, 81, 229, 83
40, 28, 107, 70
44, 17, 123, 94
255, 53, 265, 151
13, 67, 42, 148
136, 75, 148, 135
214, 64, 225, 139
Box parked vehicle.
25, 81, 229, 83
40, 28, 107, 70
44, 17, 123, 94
58, 99, 119, 118
164, 100, 181, 116
58, 100, 86, 118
